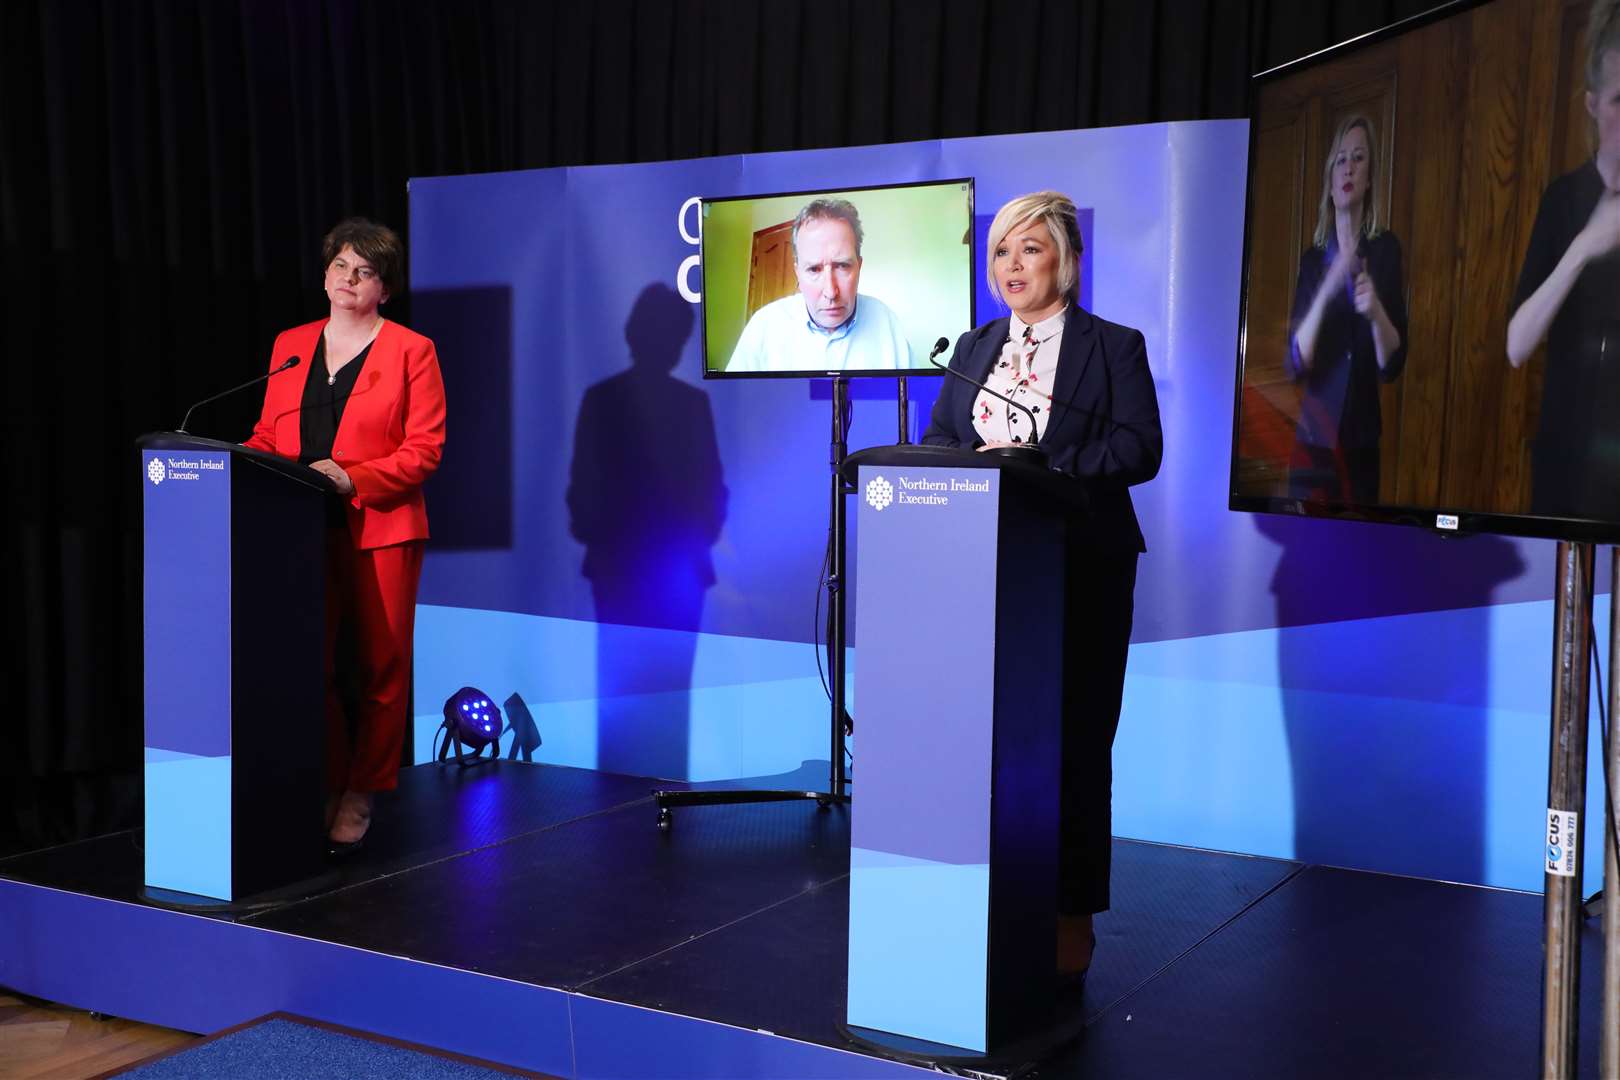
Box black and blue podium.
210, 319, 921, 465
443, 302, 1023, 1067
137, 432, 331, 901
843, 444, 1087, 1055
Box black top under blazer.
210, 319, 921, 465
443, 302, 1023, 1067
921, 304, 1163, 553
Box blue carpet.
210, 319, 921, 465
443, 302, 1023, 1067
118, 1016, 532, 1078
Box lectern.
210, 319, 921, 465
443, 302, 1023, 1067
842, 444, 1087, 1054
138, 432, 331, 901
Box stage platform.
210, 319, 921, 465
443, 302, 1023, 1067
0, 759, 1608, 1078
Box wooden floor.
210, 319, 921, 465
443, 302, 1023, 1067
0, 993, 195, 1079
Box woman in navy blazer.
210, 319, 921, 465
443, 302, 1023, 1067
922, 190, 1162, 986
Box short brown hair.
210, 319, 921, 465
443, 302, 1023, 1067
792, 198, 865, 262
321, 218, 404, 299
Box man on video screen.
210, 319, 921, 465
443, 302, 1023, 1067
726, 198, 914, 373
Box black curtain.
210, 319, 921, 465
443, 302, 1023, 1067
0, 0, 1436, 855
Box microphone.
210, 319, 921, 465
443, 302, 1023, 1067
178, 356, 302, 434
927, 336, 1047, 458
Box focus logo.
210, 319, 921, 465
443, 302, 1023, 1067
865, 475, 893, 511
1546, 808, 1578, 877
147, 459, 167, 486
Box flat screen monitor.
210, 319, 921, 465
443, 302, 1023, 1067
700, 178, 975, 378
1229, 0, 1617, 541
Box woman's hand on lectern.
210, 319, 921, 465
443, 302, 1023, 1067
310, 458, 355, 496
977, 440, 1019, 451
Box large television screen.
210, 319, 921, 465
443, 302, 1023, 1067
1230, 0, 1616, 541
701, 178, 975, 378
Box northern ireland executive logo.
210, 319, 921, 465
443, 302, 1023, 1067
146, 458, 167, 486
865, 475, 893, 511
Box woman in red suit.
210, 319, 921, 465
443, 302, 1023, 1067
245, 218, 446, 849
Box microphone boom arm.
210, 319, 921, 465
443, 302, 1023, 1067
927, 342, 1044, 453
179, 356, 302, 434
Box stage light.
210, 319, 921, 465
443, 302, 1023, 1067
438, 686, 503, 765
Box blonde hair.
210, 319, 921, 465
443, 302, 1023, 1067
1586, 0, 1620, 152
1588, 0, 1620, 89
1312, 115, 1384, 249
985, 191, 1083, 307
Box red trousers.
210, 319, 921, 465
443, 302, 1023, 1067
324, 533, 424, 794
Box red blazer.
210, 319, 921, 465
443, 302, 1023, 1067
245, 318, 446, 549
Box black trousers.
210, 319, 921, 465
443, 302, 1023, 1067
1058, 548, 1139, 916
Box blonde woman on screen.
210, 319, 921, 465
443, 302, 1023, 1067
1285, 114, 1408, 506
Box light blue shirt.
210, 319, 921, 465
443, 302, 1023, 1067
725, 293, 914, 374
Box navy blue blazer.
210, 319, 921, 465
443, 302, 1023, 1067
921, 304, 1162, 552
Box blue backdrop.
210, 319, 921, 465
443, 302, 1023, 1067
409, 120, 1600, 893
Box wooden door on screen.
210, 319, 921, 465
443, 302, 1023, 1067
745, 221, 796, 321
1240, 0, 1583, 514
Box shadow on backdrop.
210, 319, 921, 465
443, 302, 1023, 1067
414, 287, 514, 550
502, 691, 543, 762
1256, 513, 1526, 885
567, 284, 728, 779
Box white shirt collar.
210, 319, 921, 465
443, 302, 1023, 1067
1010, 306, 1067, 344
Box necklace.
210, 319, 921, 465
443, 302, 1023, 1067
326, 318, 382, 385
